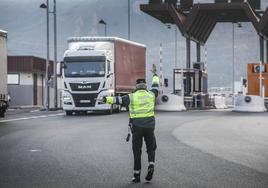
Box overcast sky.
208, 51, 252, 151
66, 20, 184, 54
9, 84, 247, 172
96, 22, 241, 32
0, 0, 267, 88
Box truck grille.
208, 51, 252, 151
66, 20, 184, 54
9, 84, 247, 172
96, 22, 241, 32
71, 93, 98, 107
70, 82, 100, 92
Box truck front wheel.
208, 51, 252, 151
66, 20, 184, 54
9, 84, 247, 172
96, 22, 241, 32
65, 110, 73, 116
104, 108, 113, 115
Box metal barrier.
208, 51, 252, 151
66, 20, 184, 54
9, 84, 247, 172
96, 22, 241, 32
234, 95, 266, 112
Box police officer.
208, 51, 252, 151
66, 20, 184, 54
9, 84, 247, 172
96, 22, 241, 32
103, 76, 159, 183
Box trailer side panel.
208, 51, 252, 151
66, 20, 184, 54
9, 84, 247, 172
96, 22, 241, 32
114, 41, 146, 93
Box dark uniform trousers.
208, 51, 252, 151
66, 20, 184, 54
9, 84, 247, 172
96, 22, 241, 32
132, 126, 157, 171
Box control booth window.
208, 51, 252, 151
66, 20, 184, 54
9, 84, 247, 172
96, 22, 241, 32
8, 74, 19, 85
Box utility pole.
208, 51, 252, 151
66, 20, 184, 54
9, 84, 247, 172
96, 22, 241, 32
53, 0, 58, 109
45, 0, 50, 111
40, 0, 58, 110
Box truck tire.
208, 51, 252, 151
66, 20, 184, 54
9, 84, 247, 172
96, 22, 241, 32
81, 111, 88, 115
78, 110, 87, 115
104, 105, 114, 115
104, 108, 113, 115
66, 110, 73, 116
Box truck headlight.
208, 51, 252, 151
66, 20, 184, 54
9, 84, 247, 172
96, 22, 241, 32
107, 89, 115, 95
63, 95, 71, 101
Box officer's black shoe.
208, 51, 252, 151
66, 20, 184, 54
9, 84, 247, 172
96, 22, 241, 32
145, 164, 154, 181
132, 172, 140, 183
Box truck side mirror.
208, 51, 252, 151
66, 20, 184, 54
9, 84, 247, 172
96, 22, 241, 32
61, 62, 67, 69
56, 62, 62, 76
107, 73, 113, 78
107, 60, 111, 74
164, 78, 168, 87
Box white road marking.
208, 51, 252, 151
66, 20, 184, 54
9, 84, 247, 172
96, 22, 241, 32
30, 110, 39, 113
7, 109, 16, 111
29, 149, 41, 152
0, 113, 65, 123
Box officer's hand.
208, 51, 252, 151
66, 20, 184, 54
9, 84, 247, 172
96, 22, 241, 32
102, 96, 107, 103
128, 123, 134, 133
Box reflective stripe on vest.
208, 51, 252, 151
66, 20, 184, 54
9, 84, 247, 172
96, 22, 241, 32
128, 90, 155, 118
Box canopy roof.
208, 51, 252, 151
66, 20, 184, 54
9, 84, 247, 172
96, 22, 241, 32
140, 2, 262, 44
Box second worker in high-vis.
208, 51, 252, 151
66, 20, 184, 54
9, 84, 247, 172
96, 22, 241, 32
103, 74, 160, 183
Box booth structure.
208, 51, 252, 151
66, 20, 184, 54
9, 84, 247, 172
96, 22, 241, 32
232, 63, 268, 112
247, 63, 268, 97
173, 67, 208, 95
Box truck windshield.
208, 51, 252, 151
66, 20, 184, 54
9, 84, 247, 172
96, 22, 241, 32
64, 61, 105, 77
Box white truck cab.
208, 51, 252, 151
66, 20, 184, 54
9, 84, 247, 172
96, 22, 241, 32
61, 37, 146, 115
62, 41, 115, 115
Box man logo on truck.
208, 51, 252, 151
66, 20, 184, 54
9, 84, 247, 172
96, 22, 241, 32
78, 85, 92, 89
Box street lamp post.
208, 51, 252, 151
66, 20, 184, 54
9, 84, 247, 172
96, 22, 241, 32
99, 20, 107, 36
168, 25, 181, 95
40, 0, 58, 110
167, 25, 178, 68
40, 1, 49, 111
232, 22, 242, 106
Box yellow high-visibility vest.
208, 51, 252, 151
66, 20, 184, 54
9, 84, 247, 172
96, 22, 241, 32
128, 90, 155, 118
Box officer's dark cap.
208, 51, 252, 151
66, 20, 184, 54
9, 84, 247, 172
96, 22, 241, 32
136, 79, 146, 85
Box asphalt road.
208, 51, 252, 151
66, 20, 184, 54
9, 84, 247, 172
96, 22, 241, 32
0, 109, 268, 188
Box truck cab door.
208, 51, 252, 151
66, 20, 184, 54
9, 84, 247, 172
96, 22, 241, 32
106, 60, 113, 89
